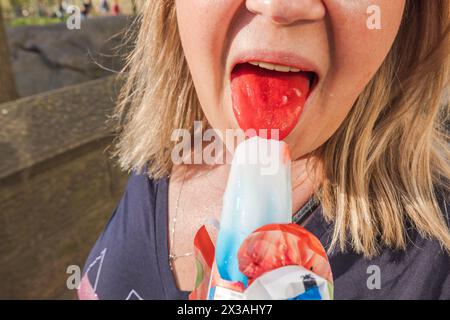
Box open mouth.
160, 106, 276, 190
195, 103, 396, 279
231, 61, 318, 140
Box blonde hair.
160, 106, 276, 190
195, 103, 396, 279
112, 0, 450, 257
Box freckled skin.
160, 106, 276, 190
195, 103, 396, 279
175, 0, 405, 159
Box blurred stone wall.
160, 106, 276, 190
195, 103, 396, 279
0, 15, 133, 299
6, 15, 132, 97
0, 76, 128, 299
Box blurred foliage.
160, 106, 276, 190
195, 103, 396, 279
0, 0, 143, 26
2, 0, 60, 17
8, 16, 61, 26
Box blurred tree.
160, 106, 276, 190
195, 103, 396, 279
9, 0, 24, 17
0, 4, 18, 103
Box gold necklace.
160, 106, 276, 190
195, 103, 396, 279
168, 167, 193, 271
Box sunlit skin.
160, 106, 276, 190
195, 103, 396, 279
169, 0, 406, 291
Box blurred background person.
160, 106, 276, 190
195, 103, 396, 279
81, 0, 93, 18
100, 0, 110, 15
112, 0, 119, 16
54, 0, 66, 20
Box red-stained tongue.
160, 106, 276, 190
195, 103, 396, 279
231, 63, 310, 140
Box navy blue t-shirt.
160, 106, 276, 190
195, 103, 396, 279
79, 170, 450, 300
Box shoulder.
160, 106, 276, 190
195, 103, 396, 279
98, 169, 163, 235
399, 184, 450, 273
111, 168, 171, 222
381, 184, 450, 299
329, 184, 450, 300
124, 168, 160, 199
93, 167, 170, 244
79, 169, 170, 300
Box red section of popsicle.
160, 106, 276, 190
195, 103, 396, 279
231, 63, 310, 140
238, 223, 333, 285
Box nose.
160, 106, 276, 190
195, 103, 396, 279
246, 0, 326, 25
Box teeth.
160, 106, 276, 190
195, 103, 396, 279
249, 61, 301, 73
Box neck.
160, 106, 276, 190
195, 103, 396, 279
291, 155, 322, 215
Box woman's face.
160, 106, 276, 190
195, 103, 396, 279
176, 0, 405, 160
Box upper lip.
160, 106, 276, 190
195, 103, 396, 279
229, 49, 320, 79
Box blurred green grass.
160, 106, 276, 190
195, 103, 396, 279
7, 16, 63, 27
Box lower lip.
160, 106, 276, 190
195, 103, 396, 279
230, 63, 311, 140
